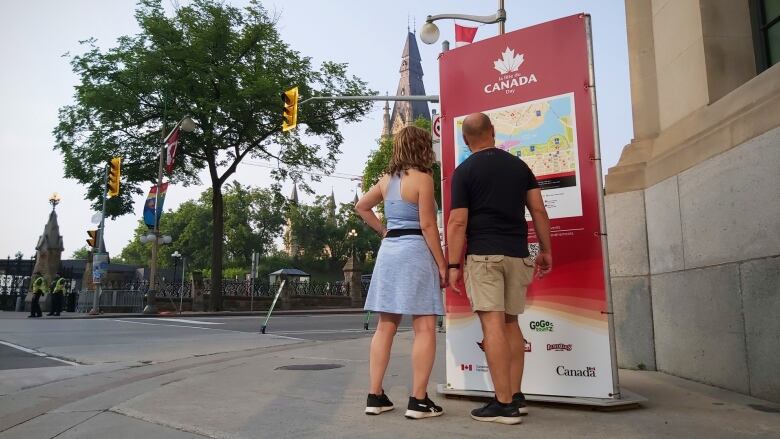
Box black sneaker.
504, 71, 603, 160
365, 392, 394, 415
405, 394, 444, 419
470, 399, 522, 425
513, 392, 529, 415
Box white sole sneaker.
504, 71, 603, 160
405, 409, 444, 419
365, 406, 394, 415
470, 414, 522, 425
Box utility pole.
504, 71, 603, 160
90, 165, 110, 315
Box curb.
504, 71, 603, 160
54, 308, 367, 319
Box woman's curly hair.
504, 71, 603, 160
386, 125, 435, 176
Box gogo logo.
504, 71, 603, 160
529, 320, 554, 332
556, 366, 596, 377
547, 343, 573, 352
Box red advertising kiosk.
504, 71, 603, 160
437, 14, 640, 406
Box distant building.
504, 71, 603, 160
381, 31, 431, 138
607, 0, 780, 403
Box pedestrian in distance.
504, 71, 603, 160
47, 272, 66, 316
446, 113, 552, 425
29, 271, 46, 318
355, 125, 447, 420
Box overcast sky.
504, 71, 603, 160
0, 0, 631, 260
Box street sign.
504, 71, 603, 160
91, 213, 103, 224
432, 114, 442, 141
92, 252, 109, 284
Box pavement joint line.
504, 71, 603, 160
144, 318, 224, 325
48, 409, 106, 439
0, 340, 80, 366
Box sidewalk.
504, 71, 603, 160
1, 332, 778, 438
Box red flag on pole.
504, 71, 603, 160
165, 126, 180, 175
455, 23, 478, 47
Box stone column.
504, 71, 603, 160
343, 254, 363, 308
191, 271, 205, 312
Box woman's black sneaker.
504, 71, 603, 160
513, 392, 529, 415
470, 399, 522, 425
404, 394, 444, 419
365, 392, 394, 415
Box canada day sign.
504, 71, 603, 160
484, 47, 538, 94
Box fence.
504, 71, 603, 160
203, 279, 349, 297
76, 290, 145, 313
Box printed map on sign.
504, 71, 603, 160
454, 92, 582, 219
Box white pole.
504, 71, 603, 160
179, 256, 185, 314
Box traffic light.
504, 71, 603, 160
86, 230, 98, 248
108, 157, 121, 197
281, 86, 299, 132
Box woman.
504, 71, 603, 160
355, 125, 447, 420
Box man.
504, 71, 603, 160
29, 271, 46, 318
447, 113, 552, 425
48, 272, 66, 316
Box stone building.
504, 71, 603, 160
606, 0, 780, 402
381, 31, 431, 137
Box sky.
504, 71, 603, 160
0, 0, 632, 260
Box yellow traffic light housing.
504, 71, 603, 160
108, 157, 121, 197
281, 86, 299, 132
86, 230, 98, 248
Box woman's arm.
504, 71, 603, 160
418, 173, 447, 284
355, 175, 387, 237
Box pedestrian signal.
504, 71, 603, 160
87, 230, 98, 248
281, 87, 299, 132
108, 157, 121, 197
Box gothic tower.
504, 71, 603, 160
387, 32, 430, 135
284, 183, 300, 257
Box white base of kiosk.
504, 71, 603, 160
437, 384, 646, 409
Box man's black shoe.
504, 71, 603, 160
405, 394, 444, 419
470, 399, 522, 425
512, 392, 529, 415
365, 392, 394, 415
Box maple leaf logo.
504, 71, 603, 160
493, 47, 524, 74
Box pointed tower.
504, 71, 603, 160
27, 195, 65, 308
284, 183, 300, 257
327, 189, 337, 224
381, 99, 392, 139
389, 32, 430, 134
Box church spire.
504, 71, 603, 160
389, 32, 430, 134
289, 182, 299, 205
381, 98, 392, 139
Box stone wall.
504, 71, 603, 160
606, 126, 780, 402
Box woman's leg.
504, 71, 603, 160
369, 312, 402, 394
411, 314, 437, 399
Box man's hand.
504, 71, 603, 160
449, 268, 463, 294
534, 252, 553, 279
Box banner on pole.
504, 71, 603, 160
440, 14, 615, 399
143, 183, 169, 229
92, 252, 109, 284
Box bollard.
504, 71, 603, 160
15, 295, 24, 312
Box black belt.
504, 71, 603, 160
385, 229, 423, 238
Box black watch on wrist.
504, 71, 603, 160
447, 263, 461, 269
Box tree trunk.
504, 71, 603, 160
210, 182, 224, 311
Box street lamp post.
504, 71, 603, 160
143, 116, 197, 314
347, 228, 358, 257
419, 0, 506, 45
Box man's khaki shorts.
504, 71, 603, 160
464, 254, 534, 315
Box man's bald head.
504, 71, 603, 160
462, 113, 494, 151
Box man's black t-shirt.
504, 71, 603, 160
450, 148, 539, 257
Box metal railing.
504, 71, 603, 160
76, 290, 145, 313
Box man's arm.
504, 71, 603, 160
446, 208, 468, 292
526, 188, 552, 277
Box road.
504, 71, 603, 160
0, 313, 420, 375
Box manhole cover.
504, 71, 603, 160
275, 363, 344, 371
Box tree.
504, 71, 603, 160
362, 117, 441, 204
54, 0, 374, 309
71, 246, 90, 260
117, 182, 285, 272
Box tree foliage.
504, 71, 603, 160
71, 246, 90, 260
117, 182, 285, 270
54, 0, 374, 308
361, 117, 441, 205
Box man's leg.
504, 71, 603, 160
504, 314, 525, 395
32, 294, 41, 317
476, 310, 512, 403
54, 294, 63, 315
